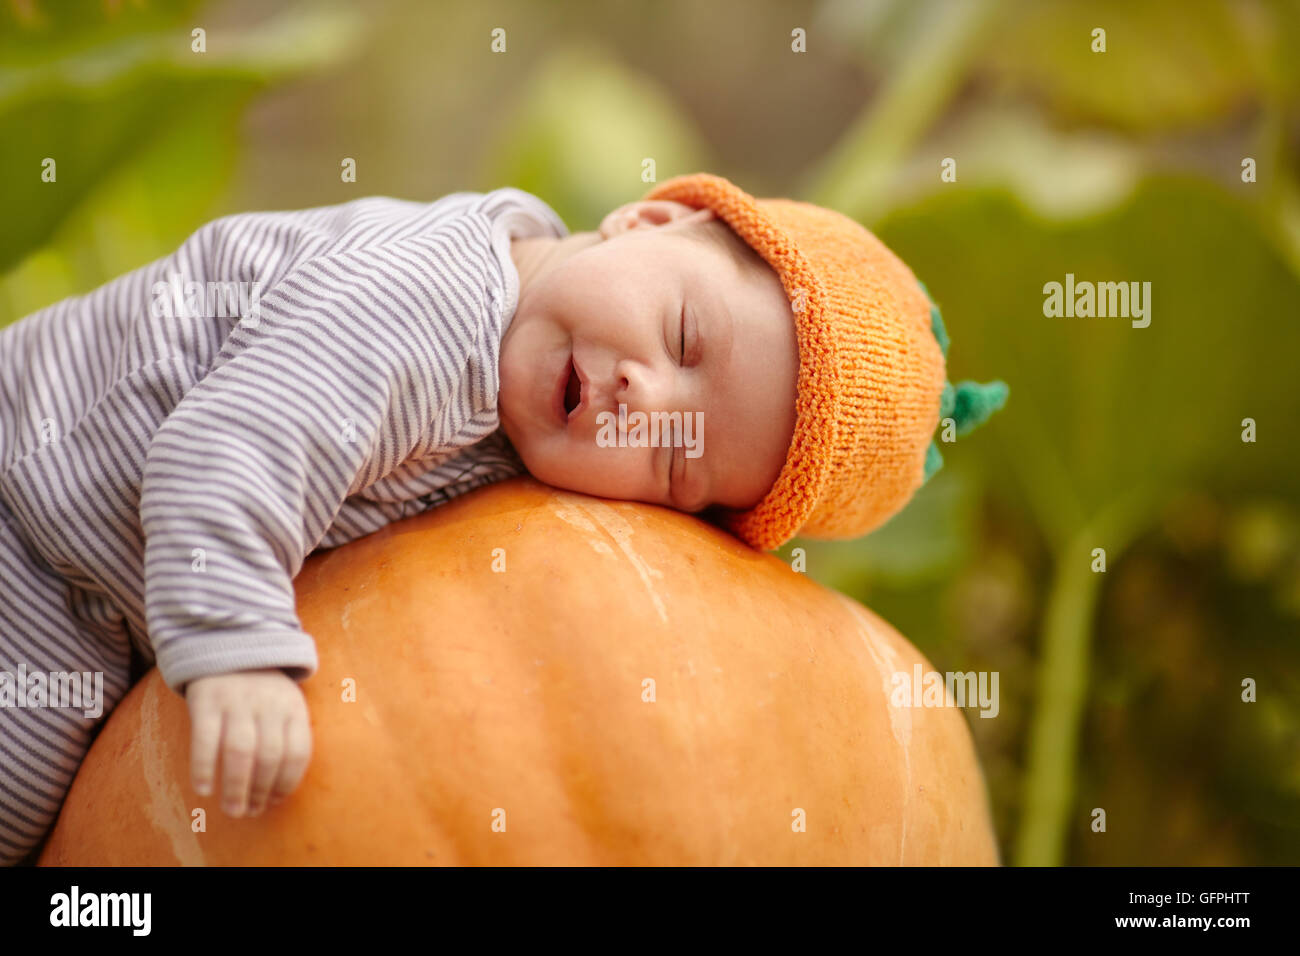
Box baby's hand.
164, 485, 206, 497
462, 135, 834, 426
184, 668, 312, 818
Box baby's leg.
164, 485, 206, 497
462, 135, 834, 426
0, 501, 131, 866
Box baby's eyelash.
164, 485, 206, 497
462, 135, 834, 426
679, 304, 686, 365
665, 423, 678, 497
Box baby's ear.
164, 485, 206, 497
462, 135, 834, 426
598, 201, 712, 239
598, 202, 637, 239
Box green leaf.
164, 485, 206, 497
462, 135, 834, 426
877, 176, 1300, 548
980, 0, 1297, 132
0, 4, 363, 275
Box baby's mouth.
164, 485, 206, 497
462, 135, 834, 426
564, 360, 582, 416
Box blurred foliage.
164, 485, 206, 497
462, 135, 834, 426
788, 0, 1300, 866
0, 0, 362, 276
983, 0, 1299, 131
485, 42, 714, 233
1078, 493, 1300, 864
1, 0, 1297, 866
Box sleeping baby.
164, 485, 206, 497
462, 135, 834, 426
0, 172, 1005, 864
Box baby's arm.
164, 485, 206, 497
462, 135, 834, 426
140, 228, 493, 815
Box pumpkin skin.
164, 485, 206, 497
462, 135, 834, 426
39, 477, 998, 865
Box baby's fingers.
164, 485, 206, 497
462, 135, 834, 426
246, 712, 286, 816
189, 707, 224, 798
220, 713, 258, 817
268, 711, 312, 806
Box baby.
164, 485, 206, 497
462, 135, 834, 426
0, 172, 1005, 864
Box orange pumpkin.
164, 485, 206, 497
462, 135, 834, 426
39, 477, 998, 865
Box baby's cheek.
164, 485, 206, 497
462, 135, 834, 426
538, 441, 623, 497
528, 436, 586, 487
535, 452, 574, 486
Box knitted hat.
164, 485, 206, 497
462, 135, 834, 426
642, 172, 1007, 551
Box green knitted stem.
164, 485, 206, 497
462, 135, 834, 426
918, 284, 1007, 483
951, 379, 1009, 436
918, 280, 950, 358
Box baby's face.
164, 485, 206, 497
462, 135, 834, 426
498, 200, 798, 515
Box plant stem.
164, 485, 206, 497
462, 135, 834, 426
1014, 490, 1154, 866
804, 0, 1003, 222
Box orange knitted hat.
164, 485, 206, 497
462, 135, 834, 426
642, 172, 1006, 551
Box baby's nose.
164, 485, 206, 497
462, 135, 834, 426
615, 363, 675, 413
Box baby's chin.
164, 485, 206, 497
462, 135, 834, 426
495, 408, 559, 484
495, 403, 528, 455
500, 441, 600, 497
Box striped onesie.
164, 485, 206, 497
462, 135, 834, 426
0, 187, 568, 864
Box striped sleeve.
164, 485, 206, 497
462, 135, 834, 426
140, 215, 504, 695
318, 429, 525, 549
